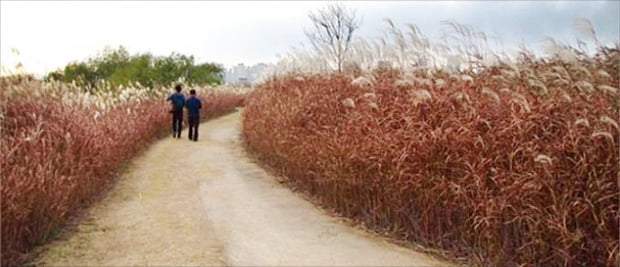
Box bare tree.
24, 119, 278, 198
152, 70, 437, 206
305, 3, 360, 73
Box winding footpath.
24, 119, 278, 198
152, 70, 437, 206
35, 110, 451, 266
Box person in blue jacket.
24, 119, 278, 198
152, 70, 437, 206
166, 84, 185, 138
185, 89, 202, 141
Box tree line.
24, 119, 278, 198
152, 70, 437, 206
46, 46, 223, 88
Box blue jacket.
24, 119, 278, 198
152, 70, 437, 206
185, 96, 202, 117
167, 92, 185, 111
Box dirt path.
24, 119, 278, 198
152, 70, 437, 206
35, 110, 451, 266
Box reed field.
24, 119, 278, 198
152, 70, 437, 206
242, 20, 619, 267
0, 77, 246, 266
1, 10, 617, 267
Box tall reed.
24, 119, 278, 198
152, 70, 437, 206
243, 38, 619, 266
1, 77, 245, 266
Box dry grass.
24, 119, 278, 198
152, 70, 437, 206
242, 47, 619, 266
0, 77, 245, 266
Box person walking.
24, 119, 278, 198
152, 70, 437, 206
166, 84, 185, 138
185, 89, 202, 141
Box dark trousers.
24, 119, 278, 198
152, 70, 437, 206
172, 110, 183, 138
188, 115, 199, 141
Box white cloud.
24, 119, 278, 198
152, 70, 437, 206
1, 1, 618, 76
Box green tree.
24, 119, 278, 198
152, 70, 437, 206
188, 63, 223, 85
46, 46, 223, 88
62, 62, 98, 88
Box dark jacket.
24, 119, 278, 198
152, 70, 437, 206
167, 92, 185, 111
185, 96, 202, 117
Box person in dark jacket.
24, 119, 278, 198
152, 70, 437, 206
166, 84, 185, 138
185, 89, 202, 141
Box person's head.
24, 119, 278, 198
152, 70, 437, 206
175, 84, 182, 92
190, 89, 196, 95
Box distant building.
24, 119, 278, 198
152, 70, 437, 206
223, 63, 268, 86
238, 77, 250, 86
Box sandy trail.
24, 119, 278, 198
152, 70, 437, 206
35, 110, 450, 266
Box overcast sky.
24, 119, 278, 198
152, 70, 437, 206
1, 1, 618, 76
